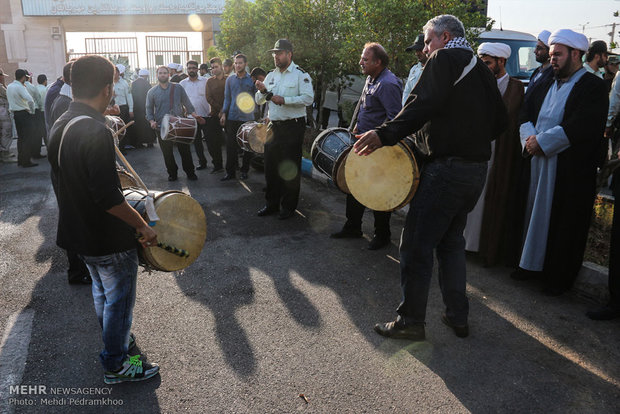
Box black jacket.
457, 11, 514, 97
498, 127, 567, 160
376, 47, 507, 162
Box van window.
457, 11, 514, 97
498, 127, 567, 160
505, 40, 538, 80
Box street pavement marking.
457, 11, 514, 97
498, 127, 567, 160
468, 285, 620, 388
0, 309, 35, 414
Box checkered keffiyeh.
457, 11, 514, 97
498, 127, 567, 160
445, 37, 473, 52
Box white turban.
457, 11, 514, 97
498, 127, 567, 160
138, 69, 150, 76
176, 63, 184, 72
115, 63, 126, 74
477, 42, 511, 59
538, 30, 551, 47
549, 29, 589, 52
167, 62, 177, 70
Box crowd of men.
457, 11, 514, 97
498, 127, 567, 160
1, 13, 620, 385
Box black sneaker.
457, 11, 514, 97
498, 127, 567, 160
104, 354, 159, 384
374, 318, 425, 341
441, 313, 469, 338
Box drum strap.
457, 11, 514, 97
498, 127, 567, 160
169, 83, 175, 114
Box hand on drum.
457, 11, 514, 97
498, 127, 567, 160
353, 130, 383, 156
137, 224, 158, 249
150, 120, 158, 130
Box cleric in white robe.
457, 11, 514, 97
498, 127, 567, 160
513, 29, 608, 295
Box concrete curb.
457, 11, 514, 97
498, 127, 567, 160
302, 157, 611, 305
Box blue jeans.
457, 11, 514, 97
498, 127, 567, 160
397, 159, 487, 326
80, 250, 138, 371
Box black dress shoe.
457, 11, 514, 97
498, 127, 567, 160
441, 313, 469, 338
240, 172, 248, 180
368, 235, 390, 250
221, 174, 235, 181
374, 319, 425, 341
187, 173, 198, 181
257, 206, 279, 217
330, 228, 363, 239
586, 305, 620, 320
196, 164, 207, 170
278, 209, 295, 220
211, 167, 224, 174
21, 162, 38, 168
168, 175, 178, 182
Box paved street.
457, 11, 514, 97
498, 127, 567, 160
0, 143, 619, 413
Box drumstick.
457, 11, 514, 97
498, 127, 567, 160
156, 242, 190, 258
112, 120, 135, 139
114, 144, 149, 193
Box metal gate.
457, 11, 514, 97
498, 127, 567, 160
146, 36, 204, 82
67, 37, 140, 78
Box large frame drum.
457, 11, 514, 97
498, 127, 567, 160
124, 189, 207, 271
311, 127, 355, 194
236, 121, 269, 153
344, 140, 420, 211
160, 114, 197, 144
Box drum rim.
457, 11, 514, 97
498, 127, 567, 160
311, 127, 355, 175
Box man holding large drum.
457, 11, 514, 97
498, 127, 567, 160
331, 42, 402, 250
146, 65, 204, 182
48, 55, 160, 383
356, 15, 507, 341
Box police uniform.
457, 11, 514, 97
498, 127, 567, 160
256, 57, 314, 215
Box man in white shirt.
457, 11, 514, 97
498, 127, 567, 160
6, 69, 37, 167
402, 34, 427, 106
0, 69, 16, 162
180, 60, 209, 169
113, 64, 134, 149
584, 40, 608, 79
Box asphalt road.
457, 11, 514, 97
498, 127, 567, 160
0, 142, 619, 413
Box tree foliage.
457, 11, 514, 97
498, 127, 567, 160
217, 0, 491, 125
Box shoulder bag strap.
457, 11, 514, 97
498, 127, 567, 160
57, 115, 92, 168
454, 55, 477, 86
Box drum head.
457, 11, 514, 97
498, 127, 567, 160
248, 123, 268, 153
143, 192, 207, 271
345, 144, 419, 211
160, 114, 171, 139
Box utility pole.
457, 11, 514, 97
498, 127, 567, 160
609, 22, 617, 49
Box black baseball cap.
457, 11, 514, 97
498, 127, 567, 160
15, 69, 28, 80
406, 34, 425, 52
268, 39, 293, 53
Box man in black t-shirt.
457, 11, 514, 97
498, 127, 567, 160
48, 55, 160, 384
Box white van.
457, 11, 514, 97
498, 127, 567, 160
478, 29, 539, 86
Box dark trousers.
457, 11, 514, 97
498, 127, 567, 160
13, 110, 34, 165
609, 169, 620, 306
344, 194, 391, 238
34, 109, 46, 150
157, 131, 195, 177
264, 117, 305, 211
133, 112, 155, 145
225, 119, 252, 176
205, 116, 224, 170
193, 121, 208, 167
118, 105, 134, 147
67, 250, 89, 282
398, 159, 487, 326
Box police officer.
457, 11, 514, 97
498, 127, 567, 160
255, 39, 314, 220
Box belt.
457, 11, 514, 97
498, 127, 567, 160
271, 116, 305, 126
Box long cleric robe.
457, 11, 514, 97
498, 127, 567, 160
516, 68, 608, 292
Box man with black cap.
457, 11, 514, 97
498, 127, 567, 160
6, 68, 37, 167
255, 39, 314, 220
584, 40, 609, 79
402, 34, 427, 106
